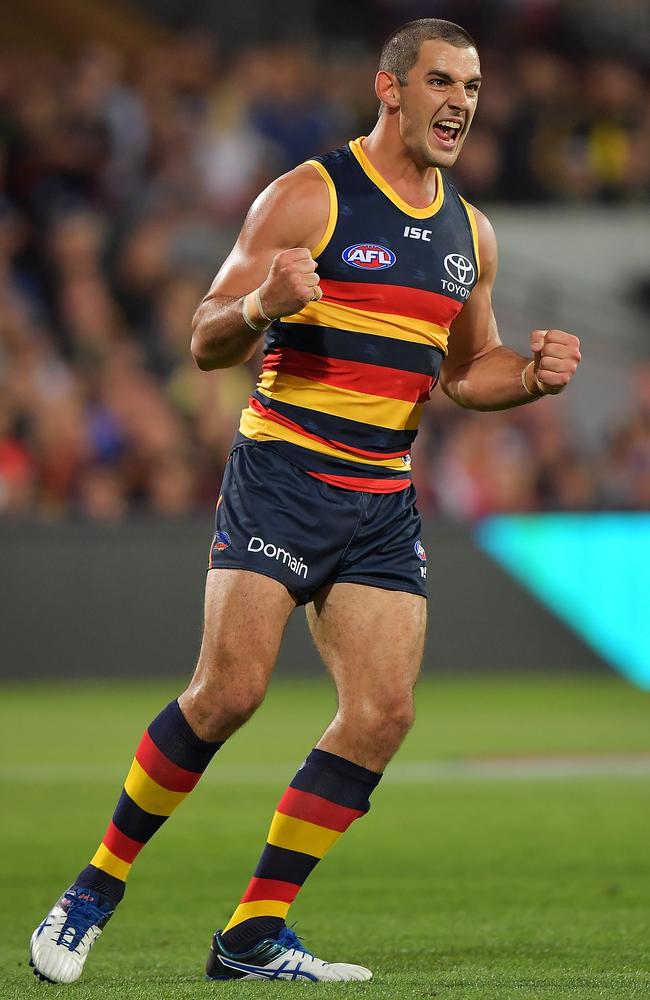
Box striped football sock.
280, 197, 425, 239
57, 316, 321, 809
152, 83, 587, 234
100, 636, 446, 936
74, 700, 222, 906
220, 748, 382, 953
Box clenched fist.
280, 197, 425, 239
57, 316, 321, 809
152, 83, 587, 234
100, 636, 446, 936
527, 329, 581, 395
258, 248, 322, 320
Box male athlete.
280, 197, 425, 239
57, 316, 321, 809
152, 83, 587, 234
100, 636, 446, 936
30, 18, 580, 985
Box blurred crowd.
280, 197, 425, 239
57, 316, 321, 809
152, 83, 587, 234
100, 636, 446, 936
413, 373, 650, 518
0, 23, 648, 520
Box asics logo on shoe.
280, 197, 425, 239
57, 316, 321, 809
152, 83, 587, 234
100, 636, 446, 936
206, 929, 372, 983
219, 956, 318, 981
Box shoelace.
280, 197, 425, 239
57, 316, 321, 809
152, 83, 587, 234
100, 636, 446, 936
276, 926, 314, 960
57, 892, 113, 951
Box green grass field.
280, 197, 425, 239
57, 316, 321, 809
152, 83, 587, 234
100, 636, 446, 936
2, 675, 649, 1000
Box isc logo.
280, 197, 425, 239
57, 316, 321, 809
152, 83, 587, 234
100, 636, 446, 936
342, 243, 396, 270
403, 225, 432, 241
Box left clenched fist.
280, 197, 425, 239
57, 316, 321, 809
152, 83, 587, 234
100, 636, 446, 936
528, 329, 581, 395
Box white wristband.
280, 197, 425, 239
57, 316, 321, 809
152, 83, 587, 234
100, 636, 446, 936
521, 361, 546, 396
254, 287, 273, 323
242, 291, 271, 333
521, 362, 535, 395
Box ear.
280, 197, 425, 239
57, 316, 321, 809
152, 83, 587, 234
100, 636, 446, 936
375, 70, 401, 111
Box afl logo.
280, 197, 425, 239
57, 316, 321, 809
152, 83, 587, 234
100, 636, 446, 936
444, 253, 475, 285
212, 530, 231, 552
414, 539, 427, 561
342, 243, 396, 270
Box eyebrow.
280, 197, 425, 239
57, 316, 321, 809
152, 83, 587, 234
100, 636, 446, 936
425, 69, 482, 85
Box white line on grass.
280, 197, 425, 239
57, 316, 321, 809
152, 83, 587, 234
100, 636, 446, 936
2, 756, 650, 784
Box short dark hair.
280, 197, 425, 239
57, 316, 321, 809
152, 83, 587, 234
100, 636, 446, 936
379, 18, 476, 85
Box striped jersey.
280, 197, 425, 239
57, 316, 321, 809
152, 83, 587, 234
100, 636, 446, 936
237, 136, 480, 492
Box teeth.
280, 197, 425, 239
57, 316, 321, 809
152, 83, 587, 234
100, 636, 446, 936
437, 120, 461, 130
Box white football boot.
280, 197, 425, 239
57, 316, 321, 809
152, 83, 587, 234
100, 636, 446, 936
206, 926, 372, 982
30, 886, 114, 983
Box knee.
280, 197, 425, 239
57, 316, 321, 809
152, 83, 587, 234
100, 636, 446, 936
355, 693, 415, 748
180, 669, 268, 742
220, 682, 267, 733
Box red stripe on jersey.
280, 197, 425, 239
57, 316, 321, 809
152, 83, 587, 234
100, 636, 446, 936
240, 877, 301, 904
135, 731, 203, 793
263, 347, 432, 403
103, 820, 144, 863
307, 470, 411, 493
248, 396, 410, 461
277, 787, 365, 832
262, 348, 283, 371
319, 279, 462, 328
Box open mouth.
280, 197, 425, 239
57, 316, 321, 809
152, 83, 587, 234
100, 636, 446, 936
431, 119, 462, 148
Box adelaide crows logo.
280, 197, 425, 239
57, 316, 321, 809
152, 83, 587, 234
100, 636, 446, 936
212, 531, 231, 552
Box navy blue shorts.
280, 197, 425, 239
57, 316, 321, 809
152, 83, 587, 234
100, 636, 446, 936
208, 443, 428, 605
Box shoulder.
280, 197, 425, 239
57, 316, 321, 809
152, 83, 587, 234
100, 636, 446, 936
248, 163, 330, 224
243, 162, 331, 250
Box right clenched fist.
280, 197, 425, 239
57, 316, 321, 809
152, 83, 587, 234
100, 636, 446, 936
258, 248, 322, 320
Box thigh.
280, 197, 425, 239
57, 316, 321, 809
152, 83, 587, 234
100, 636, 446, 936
306, 582, 427, 706
190, 568, 296, 696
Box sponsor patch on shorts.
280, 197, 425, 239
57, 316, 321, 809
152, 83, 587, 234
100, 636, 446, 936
248, 535, 308, 579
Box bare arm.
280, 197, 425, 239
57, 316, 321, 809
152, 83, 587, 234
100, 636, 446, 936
190, 164, 330, 370
440, 208, 581, 410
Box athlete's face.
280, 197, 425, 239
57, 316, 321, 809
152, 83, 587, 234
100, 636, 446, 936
398, 40, 481, 168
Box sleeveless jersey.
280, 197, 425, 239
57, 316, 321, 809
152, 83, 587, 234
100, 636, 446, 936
237, 136, 480, 492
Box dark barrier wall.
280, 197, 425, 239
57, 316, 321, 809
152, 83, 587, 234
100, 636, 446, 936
0, 520, 608, 680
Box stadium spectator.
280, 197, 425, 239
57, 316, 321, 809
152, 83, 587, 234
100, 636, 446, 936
0, 22, 648, 521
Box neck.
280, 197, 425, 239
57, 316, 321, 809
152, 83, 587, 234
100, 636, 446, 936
362, 115, 439, 208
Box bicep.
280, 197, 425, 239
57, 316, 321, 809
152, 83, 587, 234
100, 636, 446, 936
443, 283, 502, 374
204, 165, 330, 300
206, 240, 281, 300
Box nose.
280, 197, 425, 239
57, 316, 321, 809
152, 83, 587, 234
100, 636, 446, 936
447, 81, 470, 112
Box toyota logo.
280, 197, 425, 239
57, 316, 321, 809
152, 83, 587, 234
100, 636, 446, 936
444, 253, 475, 285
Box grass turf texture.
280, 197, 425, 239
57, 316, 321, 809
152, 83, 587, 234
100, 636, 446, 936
2, 675, 649, 1000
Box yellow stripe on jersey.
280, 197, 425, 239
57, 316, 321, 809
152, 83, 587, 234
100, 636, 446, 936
267, 812, 342, 858
282, 298, 449, 352
90, 844, 132, 882
239, 407, 411, 470
124, 758, 188, 816
257, 371, 421, 431
223, 899, 291, 932
306, 160, 338, 260
460, 196, 481, 278
349, 137, 445, 219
